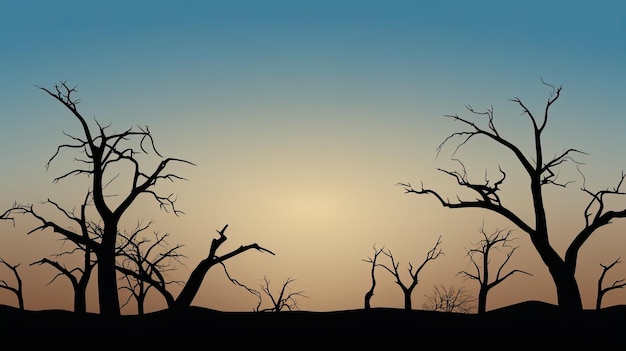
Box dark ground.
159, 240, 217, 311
1, 301, 624, 343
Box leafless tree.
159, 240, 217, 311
173, 224, 274, 309
399, 79, 626, 313
379, 236, 443, 310
423, 284, 476, 313
16, 81, 195, 317
457, 223, 532, 314
115, 224, 275, 310
23, 193, 96, 314
255, 276, 307, 312
0, 258, 24, 310
362, 244, 385, 309
596, 258, 626, 310
116, 222, 185, 315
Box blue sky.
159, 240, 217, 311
1, 1, 626, 313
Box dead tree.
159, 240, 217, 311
457, 224, 532, 314
23, 193, 96, 314
399, 79, 626, 313
256, 276, 307, 312
173, 224, 274, 309
116, 222, 186, 315
423, 284, 476, 313
0, 258, 24, 310
379, 236, 443, 310
23, 81, 195, 317
362, 244, 385, 310
596, 258, 626, 310
116, 224, 275, 310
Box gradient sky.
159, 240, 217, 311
1, 1, 626, 314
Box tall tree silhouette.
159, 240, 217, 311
33, 82, 194, 317
379, 236, 443, 310
399, 79, 626, 313
457, 224, 532, 314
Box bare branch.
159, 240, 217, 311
596, 258, 626, 310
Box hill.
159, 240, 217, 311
1, 301, 625, 342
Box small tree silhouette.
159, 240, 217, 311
362, 244, 385, 310
25, 193, 96, 314
0, 257, 24, 310
457, 223, 532, 314
379, 236, 443, 310
423, 284, 476, 313
116, 222, 186, 315
596, 258, 626, 310
255, 276, 307, 312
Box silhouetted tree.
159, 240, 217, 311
399, 79, 626, 313
457, 223, 532, 314
0, 258, 24, 310
116, 222, 185, 315
255, 276, 307, 312
20, 81, 195, 317
379, 236, 443, 310
362, 244, 385, 309
173, 224, 274, 309
423, 284, 476, 313
115, 224, 275, 310
596, 258, 626, 310
23, 193, 96, 314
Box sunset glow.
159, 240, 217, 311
1, 1, 626, 314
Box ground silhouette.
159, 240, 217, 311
1, 301, 624, 342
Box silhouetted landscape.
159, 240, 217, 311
2, 301, 625, 341
4, 2, 626, 342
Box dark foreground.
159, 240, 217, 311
1, 301, 624, 342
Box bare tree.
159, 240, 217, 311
596, 258, 626, 310
0, 258, 24, 310
115, 224, 275, 310
255, 276, 307, 312
173, 224, 274, 309
18, 81, 195, 317
23, 193, 96, 314
399, 79, 626, 313
423, 284, 476, 313
116, 222, 185, 315
379, 236, 443, 310
457, 223, 532, 314
362, 244, 385, 309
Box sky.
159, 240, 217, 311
1, 0, 626, 314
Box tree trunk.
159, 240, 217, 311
477, 285, 488, 314
174, 258, 215, 309
364, 290, 373, 310
97, 226, 121, 317
403, 291, 412, 311
74, 289, 87, 314
551, 263, 583, 313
